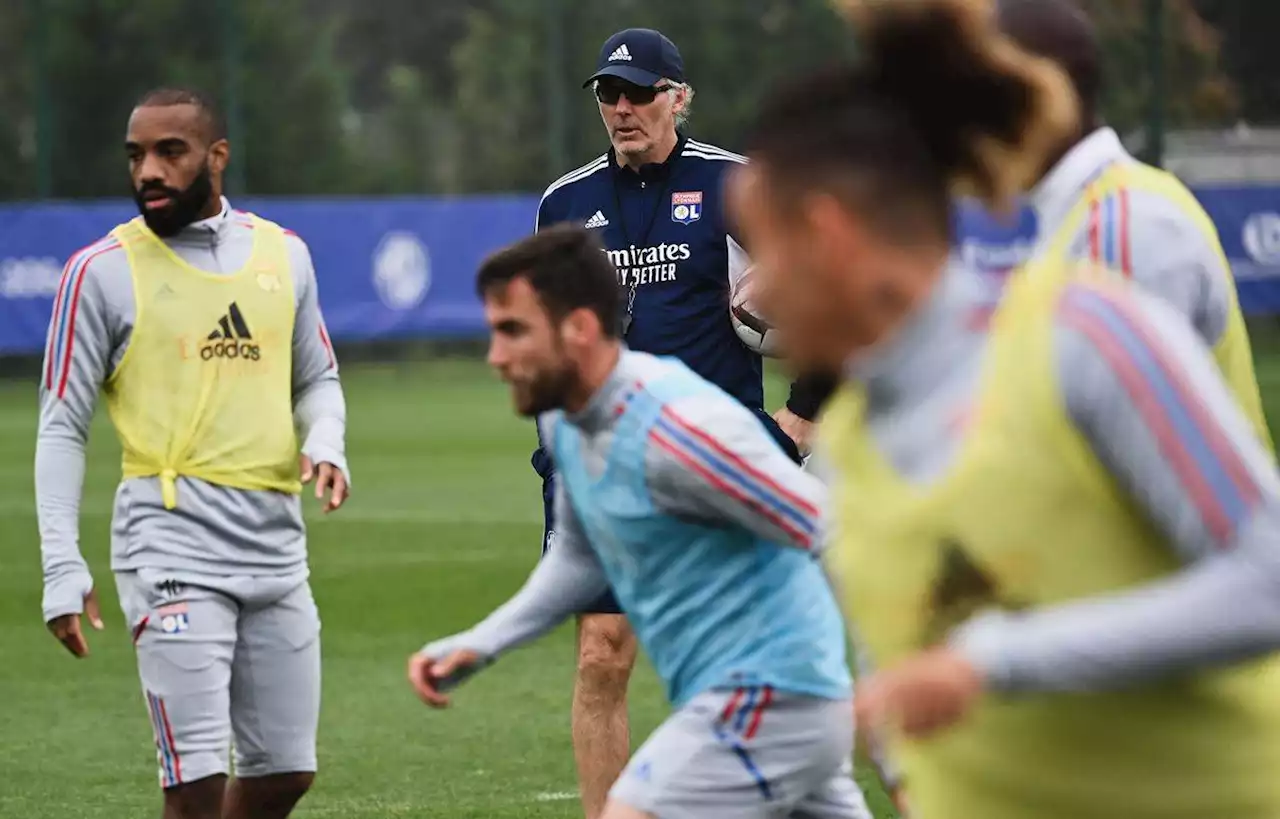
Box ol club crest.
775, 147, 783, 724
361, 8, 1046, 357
671, 191, 703, 225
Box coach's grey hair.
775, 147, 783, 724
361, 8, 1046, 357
667, 80, 695, 128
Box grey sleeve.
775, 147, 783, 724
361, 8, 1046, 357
645, 393, 825, 551
1125, 189, 1232, 347
952, 288, 1280, 693
420, 476, 609, 662
35, 258, 118, 621
288, 237, 350, 481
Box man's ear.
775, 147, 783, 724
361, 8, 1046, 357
806, 191, 868, 269
560, 307, 602, 348
208, 139, 230, 176
671, 85, 688, 115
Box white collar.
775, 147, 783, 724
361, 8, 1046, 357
188, 196, 232, 231
1030, 127, 1130, 230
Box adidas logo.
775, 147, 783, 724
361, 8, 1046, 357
201, 302, 261, 361
207, 302, 252, 341
585, 211, 610, 229
608, 45, 632, 62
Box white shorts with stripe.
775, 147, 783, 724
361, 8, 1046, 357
610, 686, 873, 819
116, 568, 321, 789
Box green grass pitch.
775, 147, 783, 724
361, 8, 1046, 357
3, 351, 1280, 818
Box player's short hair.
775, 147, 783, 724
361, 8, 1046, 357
476, 224, 622, 339
134, 86, 228, 143
996, 0, 1101, 127
754, 0, 1079, 243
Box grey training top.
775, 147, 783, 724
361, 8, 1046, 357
833, 262, 1280, 693
983, 126, 1234, 345
36, 198, 349, 621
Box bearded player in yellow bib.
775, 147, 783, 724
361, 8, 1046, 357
35, 88, 349, 819
729, 2, 1280, 818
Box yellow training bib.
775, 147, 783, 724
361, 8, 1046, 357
1040, 161, 1273, 451
105, 215, 301, 508
825, 263, 1280, 819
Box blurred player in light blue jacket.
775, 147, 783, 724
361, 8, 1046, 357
407, 225, 871, 819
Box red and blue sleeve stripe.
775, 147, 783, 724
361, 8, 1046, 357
1059, 285, 1261, 543
45, 238, 120, 398
317, 315, 336, 370
234, 209, 298, 237
1086, 183, 1132, 276
648, 407, 818, 548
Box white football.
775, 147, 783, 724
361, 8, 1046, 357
729, 268, 782, 358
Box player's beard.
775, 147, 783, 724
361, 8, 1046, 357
514, 358, 579, 418
133, 161, 215, 238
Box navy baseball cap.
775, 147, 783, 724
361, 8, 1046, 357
582, 28, 685, 89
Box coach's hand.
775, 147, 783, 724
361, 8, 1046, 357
854, 647, 983, 740
46, 587, 104, 658
774, 407, 814, 456
300, 455, 349, 513
408, 648, 483, 708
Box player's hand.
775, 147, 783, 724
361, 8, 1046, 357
854, 647, 984, 740
46, 587, 104, 658
300, 455, 349, 513
888, 784, 911, 818
774, 407, 814, 455
407, 648, 482, 708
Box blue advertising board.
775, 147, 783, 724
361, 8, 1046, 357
0, 196, 540, 354
952, 186, 1280, 309
1, 186, 1278, 356
1195, 186, 1280, 313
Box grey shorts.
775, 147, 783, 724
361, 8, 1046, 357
115, 568, 321, 789
611, 686, 873, 819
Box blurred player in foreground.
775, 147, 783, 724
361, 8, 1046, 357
731, 1, 1280, 818
36, 87, 349, 819
408, 225, 872, 819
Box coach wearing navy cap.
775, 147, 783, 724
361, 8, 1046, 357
530, 27, 809, 819
582, 27, 686, 88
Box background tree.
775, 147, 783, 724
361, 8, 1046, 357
15, 0, 354, 199
1, 0, 1256, 201
1080, 0, 1236, 133
1192, 0, 1280, 123
0, 2, 33, 199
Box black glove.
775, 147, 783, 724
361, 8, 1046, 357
785, 372, 839, 422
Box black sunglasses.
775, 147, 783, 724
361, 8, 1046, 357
593, 81, 672, 106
